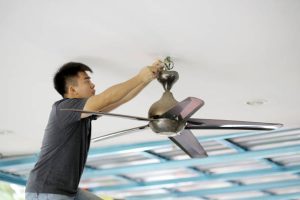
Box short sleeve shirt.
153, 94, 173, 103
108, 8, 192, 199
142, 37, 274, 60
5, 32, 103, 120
26, 98, 93, 196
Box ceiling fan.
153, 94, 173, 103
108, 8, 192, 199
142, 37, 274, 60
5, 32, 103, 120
62, 57, 283, 158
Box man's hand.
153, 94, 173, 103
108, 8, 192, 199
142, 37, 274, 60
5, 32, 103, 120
139, 60, 164, 83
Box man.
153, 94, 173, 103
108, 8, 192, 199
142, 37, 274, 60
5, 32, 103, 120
25, 60, 163, 200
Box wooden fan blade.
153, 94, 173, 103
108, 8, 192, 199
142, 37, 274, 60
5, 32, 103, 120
92, 125, 149, 142
169, 129, 208, 158
186, 118, 283, 130
162, 97, 204, 120
61, 109, 153, 121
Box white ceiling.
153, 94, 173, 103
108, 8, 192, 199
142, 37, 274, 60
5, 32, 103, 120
0, 0, 299, 157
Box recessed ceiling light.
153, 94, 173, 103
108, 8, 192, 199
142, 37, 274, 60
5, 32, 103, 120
246, 99, 268, 106
0, 129, 14, 135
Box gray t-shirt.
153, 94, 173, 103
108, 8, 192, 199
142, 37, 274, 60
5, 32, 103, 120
26, 98, 94, 196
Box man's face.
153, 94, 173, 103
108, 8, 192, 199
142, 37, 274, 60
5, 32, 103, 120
72, 71, 95, 98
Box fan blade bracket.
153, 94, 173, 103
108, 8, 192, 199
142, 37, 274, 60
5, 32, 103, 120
162, 97, 205, 120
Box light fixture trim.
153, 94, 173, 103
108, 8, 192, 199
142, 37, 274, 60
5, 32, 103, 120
246, 99, 268, 106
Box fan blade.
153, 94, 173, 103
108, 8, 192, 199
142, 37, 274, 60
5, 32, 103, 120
61, 109, 152, 121
186, 118, 283, 130
92, 125, 149, 142
169, 130, 208, 158
162, 97, 205, 120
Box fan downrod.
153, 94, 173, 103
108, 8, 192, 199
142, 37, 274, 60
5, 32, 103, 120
148, 57, 185, 135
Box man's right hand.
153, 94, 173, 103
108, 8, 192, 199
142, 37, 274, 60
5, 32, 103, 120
139, 60, 164, 83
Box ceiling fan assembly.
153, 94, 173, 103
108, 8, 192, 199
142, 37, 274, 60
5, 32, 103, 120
63, 57, 283, 158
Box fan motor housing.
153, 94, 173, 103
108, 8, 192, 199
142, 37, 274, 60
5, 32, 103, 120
149, 118, 186, 135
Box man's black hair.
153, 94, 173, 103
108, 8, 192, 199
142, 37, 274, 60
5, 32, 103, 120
53, 62, 93, 97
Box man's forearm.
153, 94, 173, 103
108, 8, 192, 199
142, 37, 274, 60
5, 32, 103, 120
100, 81, 149, 112
84, 74, 148, 112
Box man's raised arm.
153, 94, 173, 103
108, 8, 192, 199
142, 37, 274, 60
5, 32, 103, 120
82, 60, 163, 116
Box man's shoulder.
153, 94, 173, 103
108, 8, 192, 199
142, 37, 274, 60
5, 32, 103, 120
53, 98, 87, 107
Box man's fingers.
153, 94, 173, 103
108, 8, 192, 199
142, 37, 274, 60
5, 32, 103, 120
144, 59, 165, 80
153, 60, 163, 67
153, 60, 164, 71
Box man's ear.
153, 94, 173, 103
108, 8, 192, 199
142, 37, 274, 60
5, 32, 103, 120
67, 85, 78, 96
